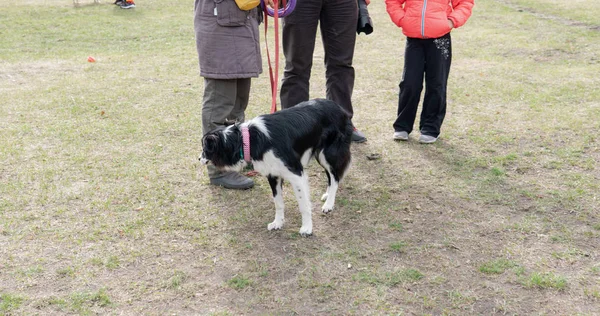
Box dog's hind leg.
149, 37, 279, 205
267, 176, 285, 231
288, 173, 313, 236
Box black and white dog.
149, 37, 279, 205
200, 99, 353, 236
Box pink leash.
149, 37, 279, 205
261, 0, 296, 113
262, 0, 280, 114
245, 1, 296, 176
260, 0, 296, 113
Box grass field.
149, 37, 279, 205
1, 0, 599, 314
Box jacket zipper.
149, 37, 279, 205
421, 0, 428, 38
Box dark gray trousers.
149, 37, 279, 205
202, 77, 251, 177
280, 0, 357, 119
393, 33, 452, 138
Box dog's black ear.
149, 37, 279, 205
202, 134, 220, 153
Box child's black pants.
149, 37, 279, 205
393, 33, 452, 138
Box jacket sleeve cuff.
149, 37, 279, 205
394, 16, 403, 28
448, 16, 459, 28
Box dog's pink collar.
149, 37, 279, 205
241, 125, 251, 162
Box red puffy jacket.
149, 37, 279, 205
385, 0, 474, 39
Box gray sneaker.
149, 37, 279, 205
418, 134, 438, 144
393, 131, 409, 141
210, 171, 254, 190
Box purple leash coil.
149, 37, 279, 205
260, 0, 296, 17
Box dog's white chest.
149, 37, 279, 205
252, 150, 295, 178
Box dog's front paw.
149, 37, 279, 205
321, 206, 333, 214
268, 220, 284, 231
320, 193, 328, 201
299, 225, 313, 237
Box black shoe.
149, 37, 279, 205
114, 0, 123, 4
210, 171, 254, 190
351, 127, 367, 143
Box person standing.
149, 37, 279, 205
386, 0, 474, 143
279, 0, 368, 143
194, 0, 269, 189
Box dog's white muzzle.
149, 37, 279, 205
199, 156, 210, 165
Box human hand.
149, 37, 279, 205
265, 0, 283, 8
448, 20, 454, 29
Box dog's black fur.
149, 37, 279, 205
200, 98, 353, 236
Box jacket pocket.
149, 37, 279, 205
215, 0, 249, 27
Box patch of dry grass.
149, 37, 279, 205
1, 0, 599, 315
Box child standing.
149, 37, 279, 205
385, 0, 474, 143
